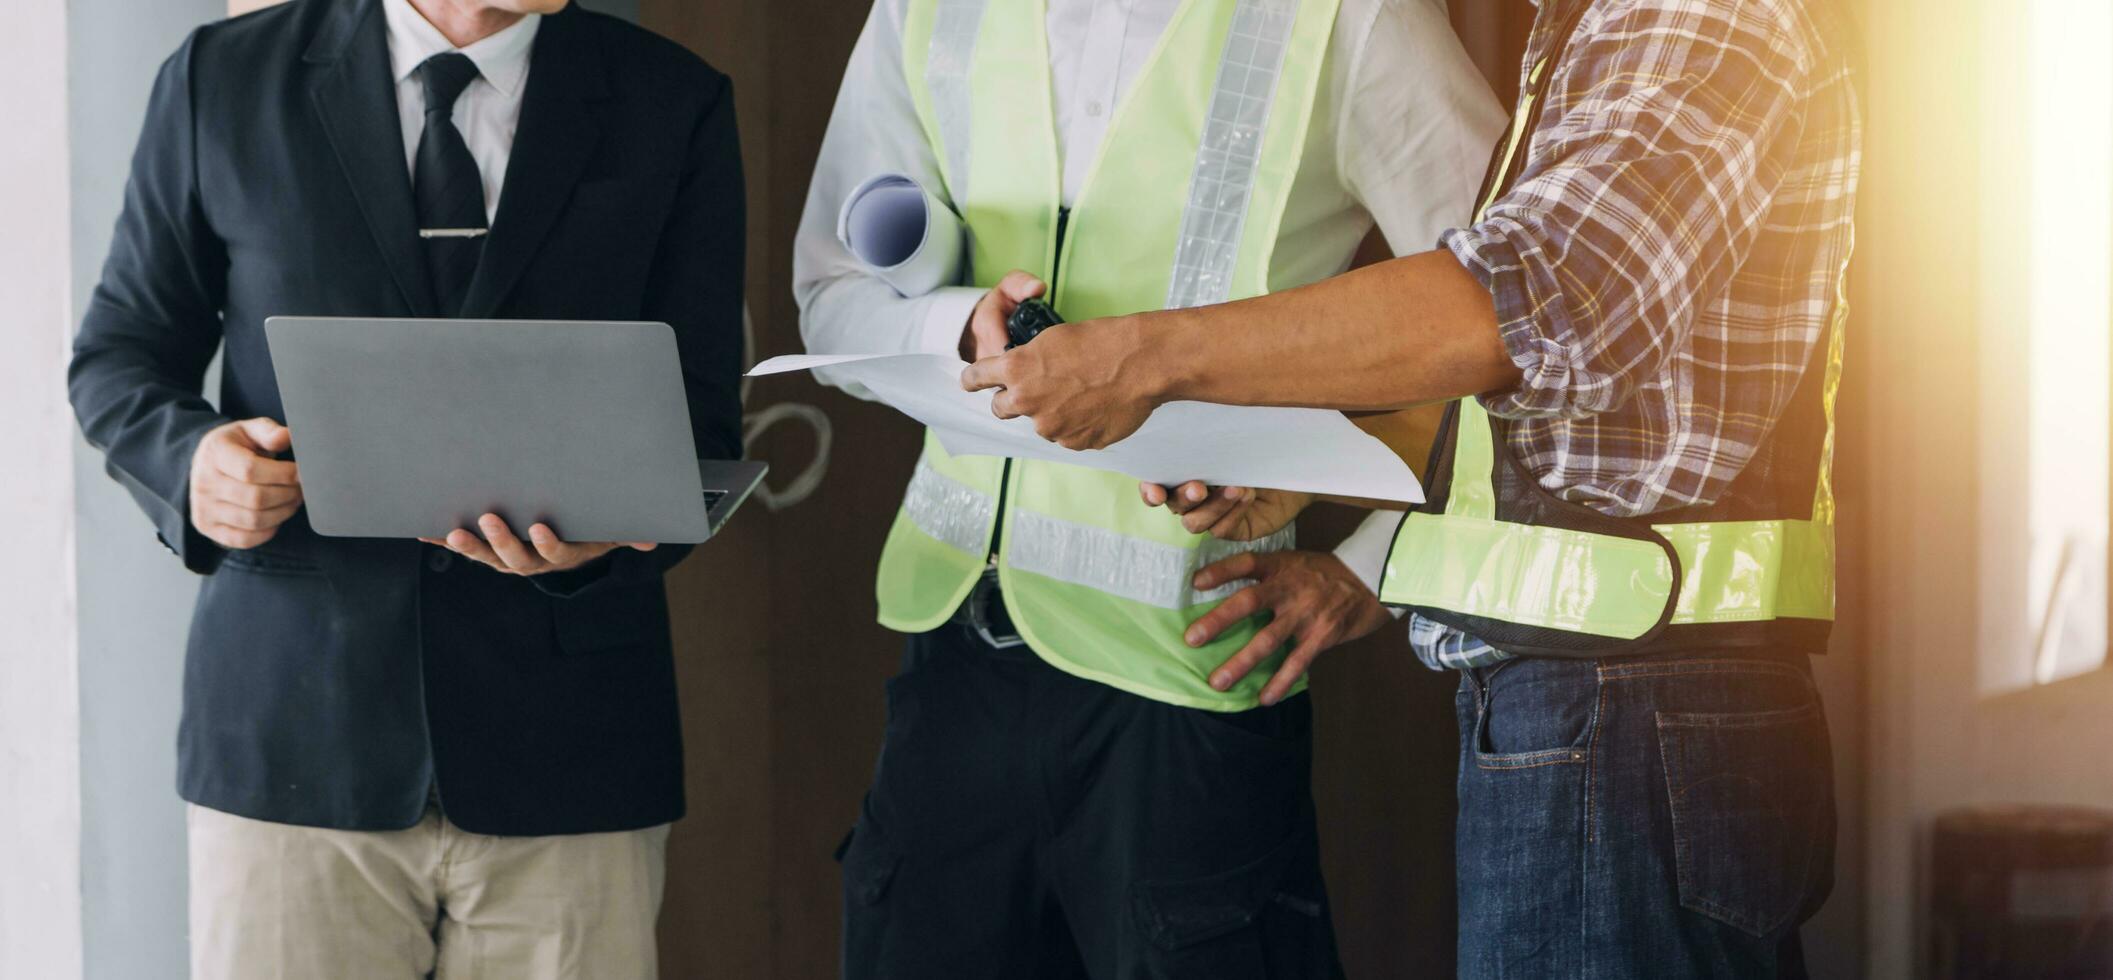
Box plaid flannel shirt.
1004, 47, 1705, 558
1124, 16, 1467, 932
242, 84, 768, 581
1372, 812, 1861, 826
1410, 0, 1862, 669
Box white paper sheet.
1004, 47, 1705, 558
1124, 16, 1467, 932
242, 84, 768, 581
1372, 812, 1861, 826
750, 353, 1424, 503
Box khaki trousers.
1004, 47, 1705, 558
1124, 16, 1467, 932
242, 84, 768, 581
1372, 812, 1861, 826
187, 804, 669, 980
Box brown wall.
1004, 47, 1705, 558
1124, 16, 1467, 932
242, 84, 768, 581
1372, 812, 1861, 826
637, 3, 1539, 978
640, 1, 918, 976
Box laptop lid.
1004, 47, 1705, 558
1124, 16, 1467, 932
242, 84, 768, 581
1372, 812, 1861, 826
265, 316, 727, 544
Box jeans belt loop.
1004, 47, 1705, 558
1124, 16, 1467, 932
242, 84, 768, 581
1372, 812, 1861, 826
968, 567, 1026, 650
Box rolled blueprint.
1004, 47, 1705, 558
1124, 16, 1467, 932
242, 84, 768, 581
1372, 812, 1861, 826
836, 173, 964, 298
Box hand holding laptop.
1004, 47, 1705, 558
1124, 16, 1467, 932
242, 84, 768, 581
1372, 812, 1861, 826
264, 317, 766, 548
194, 411, 650, 576
189, 417, 304, 551
419, 516, 656, 577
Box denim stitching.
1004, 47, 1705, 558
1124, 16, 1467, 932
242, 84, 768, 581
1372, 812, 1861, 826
1585, 678, 1608, 845
1580, 668, 1609, 977
1688, 894, 1769, 936
1598, 659, 1807, 683
1656, 711, 1816, 937
1656, 702, 1819, 731
1658, 712, 1695, 936
1468, 664, 1495, 754
1468, 660, 1588, 770
1474, 751, 1586, 772
1607, 665, 1807, 685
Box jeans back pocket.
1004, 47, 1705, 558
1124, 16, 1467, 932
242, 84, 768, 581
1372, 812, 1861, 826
1657, 701, 1833, 938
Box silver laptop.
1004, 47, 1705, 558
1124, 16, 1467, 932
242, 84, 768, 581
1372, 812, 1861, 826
265, 317, 765, 544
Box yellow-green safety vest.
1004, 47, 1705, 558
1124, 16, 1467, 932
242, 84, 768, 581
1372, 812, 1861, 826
877, 0, 1342, 709
1377, 2, 1845, 656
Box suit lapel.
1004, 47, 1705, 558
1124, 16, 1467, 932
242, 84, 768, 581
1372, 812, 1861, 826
458, 7, 609, 319
307, 0, 438, 316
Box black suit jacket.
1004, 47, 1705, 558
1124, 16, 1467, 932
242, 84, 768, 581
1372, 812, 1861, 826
68, 0, 744, 835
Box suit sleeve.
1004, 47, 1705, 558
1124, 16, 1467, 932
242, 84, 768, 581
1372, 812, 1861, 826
68, 32, 233, 575
536, 69, 747, 598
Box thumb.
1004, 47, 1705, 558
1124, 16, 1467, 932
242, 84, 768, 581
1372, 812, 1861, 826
235, 417, 292, 453
969, 292, 1009, 336
997, 270, 1047, 303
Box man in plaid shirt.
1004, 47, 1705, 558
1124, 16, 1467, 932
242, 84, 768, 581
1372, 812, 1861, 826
963, 0, 1862, 973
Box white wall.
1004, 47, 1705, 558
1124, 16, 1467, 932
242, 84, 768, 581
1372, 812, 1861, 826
0, 0, 82, 976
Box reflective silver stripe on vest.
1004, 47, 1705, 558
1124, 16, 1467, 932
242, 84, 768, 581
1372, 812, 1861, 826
926, 0, 991, 201
1165, 0, 1299, 310
902, 457, 996, 555
1007, 510, 1297, 610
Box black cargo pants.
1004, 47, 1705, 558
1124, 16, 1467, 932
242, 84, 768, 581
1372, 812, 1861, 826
839, 620, 1344, 979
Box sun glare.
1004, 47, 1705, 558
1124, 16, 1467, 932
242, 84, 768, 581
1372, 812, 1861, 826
2022, 0, 2113, 686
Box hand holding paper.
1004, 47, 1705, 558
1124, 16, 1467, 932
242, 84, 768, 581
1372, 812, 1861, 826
1141, 482, 1315, 540
962, 272, 1047, 362
750, 352, 1423, 503
959, 317, 1160, 451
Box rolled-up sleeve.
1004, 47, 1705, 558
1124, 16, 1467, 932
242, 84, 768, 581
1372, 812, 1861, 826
1444, 0, 1813, 420
793, 0, 983, 401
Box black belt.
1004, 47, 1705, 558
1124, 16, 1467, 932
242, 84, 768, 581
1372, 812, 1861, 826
949, 567, 1026, 649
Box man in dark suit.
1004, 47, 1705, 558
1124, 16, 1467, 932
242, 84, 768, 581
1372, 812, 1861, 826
68, 0, 743, 975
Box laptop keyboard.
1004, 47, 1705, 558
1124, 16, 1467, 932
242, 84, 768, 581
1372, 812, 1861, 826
702, 490, 729, 510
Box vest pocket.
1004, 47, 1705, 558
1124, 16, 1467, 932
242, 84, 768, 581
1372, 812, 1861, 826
1129, 834, 1331, 979
1656, 701, 1829, 938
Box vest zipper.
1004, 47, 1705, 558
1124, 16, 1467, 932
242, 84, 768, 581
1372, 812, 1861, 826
988, 206, 1071, 564
1049, 206, 1071, 289
988, 460, 1013, 564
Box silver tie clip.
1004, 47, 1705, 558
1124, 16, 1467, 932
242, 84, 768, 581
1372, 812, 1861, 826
419, 228, 490, 239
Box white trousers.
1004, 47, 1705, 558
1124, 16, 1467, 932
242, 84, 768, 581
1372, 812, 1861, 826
186, 804, 669, 980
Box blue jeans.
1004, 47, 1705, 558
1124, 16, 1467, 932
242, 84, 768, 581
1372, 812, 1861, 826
1454, 653, 1834, 979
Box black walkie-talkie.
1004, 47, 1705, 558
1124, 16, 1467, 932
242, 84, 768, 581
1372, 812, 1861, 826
1005, 298, 1064, 349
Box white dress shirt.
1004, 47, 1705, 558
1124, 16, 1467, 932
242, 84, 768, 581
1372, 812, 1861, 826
382, 0, 542, 224
793, 0, 1507, 594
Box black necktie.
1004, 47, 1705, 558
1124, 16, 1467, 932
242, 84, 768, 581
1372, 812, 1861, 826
414, 52, 486, 315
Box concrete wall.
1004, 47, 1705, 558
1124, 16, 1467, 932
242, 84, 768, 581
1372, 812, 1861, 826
69, 1, 241, 975
0, 1, 83, 976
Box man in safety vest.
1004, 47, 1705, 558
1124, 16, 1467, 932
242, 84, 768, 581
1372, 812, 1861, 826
794, 0, 1502, 974
963, 0, 1862, 975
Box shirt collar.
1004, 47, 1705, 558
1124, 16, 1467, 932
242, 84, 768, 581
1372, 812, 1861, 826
383, 0, 542, 99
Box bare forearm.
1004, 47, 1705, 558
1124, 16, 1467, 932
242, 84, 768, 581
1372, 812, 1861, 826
1134, 249, 1518, 411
